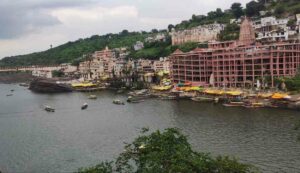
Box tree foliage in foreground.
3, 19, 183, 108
76, 128, 257, 173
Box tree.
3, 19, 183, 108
231, 3, 244, 19
76, 128, 257, 173
52, 70, 64, 77
287, 19, 296, 27
215, 8, 224, 17
167, 24, 174, 32
219, 23, 240, 41
246, 1, 263, 17
120, 30, 129, 36
151, 29, 158, 33
274, 6, 285, 17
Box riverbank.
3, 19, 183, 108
23, 78, 300, 111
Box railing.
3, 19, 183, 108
0, 65, 65, 72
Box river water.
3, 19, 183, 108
0, 84, 300, 173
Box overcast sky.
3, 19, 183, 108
0, 0, 249, 58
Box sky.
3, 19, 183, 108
0, 0, 249, 59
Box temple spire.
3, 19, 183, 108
239, 17, 255, 46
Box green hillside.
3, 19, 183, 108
1, 0, 299, 67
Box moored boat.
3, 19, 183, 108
223, 101, 244, 107
191, 96, 214, 102
243, 102, 264, 108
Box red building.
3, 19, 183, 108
170, 18, 300, 88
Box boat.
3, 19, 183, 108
160, 95, 177, 100
10, 89, 14, 92
19, 83, 29, 87
6, 94, 13, 96
128, 99, 144, 103
243, 102, 264, 108
81, 103, 88, 110
223, 101, 244, 107
44, 106, 55, 112
88, 95, 97, 99
127, 96, 144, 103
113, 100, 125, 105
191, 96, 214, 102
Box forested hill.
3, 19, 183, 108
0, 31, 153, 67
1, 0, 299, 67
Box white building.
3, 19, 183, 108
253, 16, 294, 42
32, 70, 52, 78
133, 41, 144, 51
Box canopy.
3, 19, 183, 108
257, 93, 273, 98
204, 89, 224, 95
225, 91, 243, 96
271, 93, 289, 99
71, 83, 97, 87
175, 86, 203, 92
152, 85, 173, 91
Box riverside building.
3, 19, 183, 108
170, 18, 300, 88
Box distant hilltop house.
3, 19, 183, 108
170, 23, 225, 45
133, 41, 144, 51
145, 33, 167, 43
253, 15, 300, 42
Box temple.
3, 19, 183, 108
170, 18, 300, 88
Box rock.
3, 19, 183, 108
29, 78, 72, 93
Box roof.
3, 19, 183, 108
173, 49, 183, 54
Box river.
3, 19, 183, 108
0, 84, 299, 173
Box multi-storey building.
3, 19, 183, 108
153, 57, 170, 72
79, 47, 117, 80
170, 18, 300, 88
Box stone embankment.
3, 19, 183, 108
0, 71, 34, 84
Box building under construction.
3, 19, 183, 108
170, 18, 300, 88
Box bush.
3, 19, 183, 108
76, 128, 257, 173
52, 70, 65, 77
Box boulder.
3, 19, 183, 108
29, 78, 72, 93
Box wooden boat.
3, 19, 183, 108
128, 99, 144, 103
191, 96, 214, 102
6, 94, 13, 96
243, 102, 264, 108
19, 83, 29, 87
44, 106, 55, 112
88, 95, 97, 99
223, 102, 244, 107
81, 103, 88, 110
127, 96, 144, 103
160, 95, 177, 100
113, 100, 125, 105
